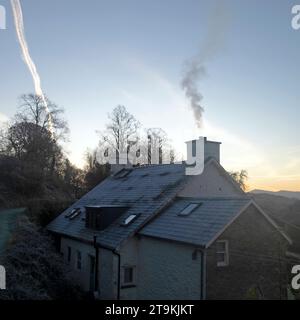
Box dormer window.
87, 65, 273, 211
85, 206, 129, 230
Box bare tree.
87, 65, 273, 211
16, 94, 69, 141
98, 105, 140, 164
137, 128, 177, 165
2, 94, 68, 175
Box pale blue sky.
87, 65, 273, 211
0, 0, 300, 190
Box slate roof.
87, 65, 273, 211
47, 160, 291, 250
47, 164, 187, 249
139, 197, 252, 247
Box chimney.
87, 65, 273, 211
187, 137, 221, 165
203, 137, 221, 163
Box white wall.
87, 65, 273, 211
179, 161, 242, 198
137, 236, 202, 300
61, 237, 95, 292
61, 234, 203, 300
60, 237, 116, 298
119, 237, 139, 300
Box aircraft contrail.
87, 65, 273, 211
10, 0, 54, 135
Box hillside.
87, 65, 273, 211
250, 191, 300, 251
249, 192, 300, 227
250, 192, 300, 226
251, 189, 300, 200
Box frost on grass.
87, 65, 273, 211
0, 217, 83, 300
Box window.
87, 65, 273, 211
122, 266, 135, 287
114, 169, 131, 179
69, 209, 81, 220
65, 208, 81, 220
121, 214, 140, 226
76, 250, 82, 270
86, 206, 129, 230
65, 208, 78, 218
178, 203, 201, 216
67, 247, 71, 264
216, 240, 229, 267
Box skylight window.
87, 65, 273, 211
65, 208, 81, 220
115, 169, 131, 179
178, 203, 201, 216
69, 210, 81, 220
65, 208, 80, 219
121, 214, 140, 226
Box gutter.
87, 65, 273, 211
196, 248, 206, 300
114, 250, 121, 300
93, 237, 121, 300
93, 236, 99, 292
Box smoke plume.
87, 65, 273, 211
11, 0, 54, 135
181, 3, 230, 128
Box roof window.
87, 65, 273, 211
65, 208, 81, 220
178, 203, 201, 216
121, 213, 140, 226
114, 169, 131, 179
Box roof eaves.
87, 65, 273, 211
204, 199, 253, 248
251, 201, 293, 245
139, 232, 206, 249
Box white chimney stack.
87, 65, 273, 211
203, 137, 221, 163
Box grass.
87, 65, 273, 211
0, 208, 27, 255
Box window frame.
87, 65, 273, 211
178, 203, 200, 216
216, 240, 229, 267
121, 213, 140, 226
121, 265, 136, 288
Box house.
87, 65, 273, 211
47, 137, 292, 300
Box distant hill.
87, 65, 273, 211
248, 191, 300, 250
251, 189, 300, 200
249, 191, 300, 227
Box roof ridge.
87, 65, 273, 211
131, 163, 184, 170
